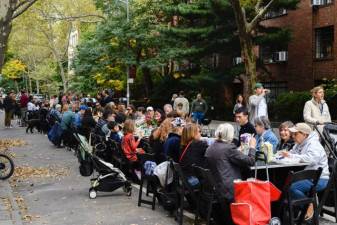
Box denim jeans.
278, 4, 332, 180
192, 112, 204, 124
290, 178, 329, 200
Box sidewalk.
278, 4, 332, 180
0, 180, 23, 225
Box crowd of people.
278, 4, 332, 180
0, 83, 333, 224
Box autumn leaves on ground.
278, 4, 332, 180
0, 138, 69, 223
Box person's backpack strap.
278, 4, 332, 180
179, 141, 192, 163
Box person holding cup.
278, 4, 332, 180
248, 82, 270, 124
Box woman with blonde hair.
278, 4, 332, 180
303, 86, 331, 130
150, 118, 172, 163
179, 123, 207, 185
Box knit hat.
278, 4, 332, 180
79, 105, 88, 111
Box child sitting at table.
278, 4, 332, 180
122, 119, 145, 162
107, 121, 122, 143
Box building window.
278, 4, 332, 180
315, 26, 334, 59
262, 82, 288, 103
260, 47, 288, 63
312, 0, 332, 6
264, 8, 287, 19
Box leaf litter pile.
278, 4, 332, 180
12, 166, 70, 182
1, 138, 69, 223
0, 138, 26, 151
0, 138, 26, 158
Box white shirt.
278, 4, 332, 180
27, 102, 39, 111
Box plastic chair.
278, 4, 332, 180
280, 168, 322, 225
137, 153, 158, 210
318, 158, 337, 222
171, 162, 200, 225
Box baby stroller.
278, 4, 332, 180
314, 123, 337, 159
75, 134, 132, 199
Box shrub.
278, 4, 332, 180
272, 89, 337, 123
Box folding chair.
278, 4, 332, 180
137, 153, 158, 210
280, 168, 322, 225
171, 162, 200, 225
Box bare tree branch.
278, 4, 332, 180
44, 14, 106, 22
247, 0, 275, 33
255, 0, 263, 14
12, 0, 38, 19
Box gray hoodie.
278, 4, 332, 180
289, 132, 329, 179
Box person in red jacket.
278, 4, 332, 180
20, 90, 29, 126
122, 119, 145, 162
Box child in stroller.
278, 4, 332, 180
75, 134, 132, 199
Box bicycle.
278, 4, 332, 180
0, 153, 15, 180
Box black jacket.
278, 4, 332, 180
3, 96, 15, 112
179, 140, 208, 177
205, 141, 255, 202
276, 139, 295, 151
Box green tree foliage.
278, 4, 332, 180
74, 0, 166, 97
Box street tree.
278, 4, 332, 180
0, 0, 38, 73
228, 0, 298, 95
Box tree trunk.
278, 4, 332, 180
14, 80, 19, 93
36, 80, 39, 94
142, 67, 152, 98
29, 76, 32, 93
240, 34, 257, 97
0, 0, 16, 73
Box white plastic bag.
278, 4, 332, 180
154, 161, 173, 187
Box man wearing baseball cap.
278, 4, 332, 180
248, 82, 269, 124
282, 122, 329, 220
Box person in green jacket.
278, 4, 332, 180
190, 93, 208, 124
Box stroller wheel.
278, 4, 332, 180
123, 184, 132, 196
269, 217, 281, 225
89, 188, 97, 199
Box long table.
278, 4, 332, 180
251, 162, 310, 170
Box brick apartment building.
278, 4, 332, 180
256, 0, 337, 99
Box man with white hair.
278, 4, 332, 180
205, 123, 256, 224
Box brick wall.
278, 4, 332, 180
259, 0, 337, 91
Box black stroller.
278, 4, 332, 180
314, 123, 337, 221
75, 134, 132, 199
314, 123, 337, 159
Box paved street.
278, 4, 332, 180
0, 114, 176, 225
0, 114, 336, 225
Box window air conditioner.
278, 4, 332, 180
233, 57, 243, 65
275, 51, 288, 62
312, 0, 322, 6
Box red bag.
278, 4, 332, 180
231, 203, 253, 225
231, 179, 281, 225
231, 152, 281, 225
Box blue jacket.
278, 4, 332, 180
74, 112, 82, 128
60, 111, 75, 130
163, 133, 181, 162
256, 129, 279, 153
